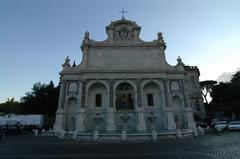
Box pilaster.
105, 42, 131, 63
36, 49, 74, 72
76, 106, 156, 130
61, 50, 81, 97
81, 80, 86, 108
59, 81, 67, 110
164, 80, 172, 107
181, 80, 190, 108
136, 79, 142, 108
136, 78, 146, 131
106, 79, 116, 131
109, 79, 114, 108
54, 81, 67, 132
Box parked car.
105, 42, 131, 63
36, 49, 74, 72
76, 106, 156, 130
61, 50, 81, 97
214, 121, 228, 130
227, 121, 240, 130
211, 119, 220, 127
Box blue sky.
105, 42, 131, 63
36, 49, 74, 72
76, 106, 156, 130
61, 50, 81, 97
0, 0, 240, 102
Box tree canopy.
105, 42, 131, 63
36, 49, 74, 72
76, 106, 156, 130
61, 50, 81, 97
21, 81, 59, 114
0, 81, 59, 115
209, 71, 240, 117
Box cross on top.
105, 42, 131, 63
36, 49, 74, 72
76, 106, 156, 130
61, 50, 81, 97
119, 8, 127, 19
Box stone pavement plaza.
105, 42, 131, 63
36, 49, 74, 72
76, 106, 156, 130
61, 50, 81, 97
0, 132, 240, 159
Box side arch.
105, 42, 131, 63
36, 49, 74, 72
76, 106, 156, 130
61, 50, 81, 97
142, 81, 161, 107
86, 82, 109, 109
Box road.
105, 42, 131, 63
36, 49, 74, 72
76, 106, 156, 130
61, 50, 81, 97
0, 131, 240, 159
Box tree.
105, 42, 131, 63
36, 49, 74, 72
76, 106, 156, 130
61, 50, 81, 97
200, 80, 217, 104
209, 71, 240, 117
0, 97, 22, 114
231, 71, 240, 83
21, 81, 59, 114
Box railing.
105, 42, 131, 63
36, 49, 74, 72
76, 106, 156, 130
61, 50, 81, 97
61, 129, 194, 141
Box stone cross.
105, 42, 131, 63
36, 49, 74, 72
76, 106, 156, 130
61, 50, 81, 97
119, 8, 127, 19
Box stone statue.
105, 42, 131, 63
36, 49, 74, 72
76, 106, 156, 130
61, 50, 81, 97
127, 31, 134, 40
113, 31, 120, 40
84, 31, 89, 40
177, 56, 185, 66
62, 56, 71, 68
158, 32, 163, 40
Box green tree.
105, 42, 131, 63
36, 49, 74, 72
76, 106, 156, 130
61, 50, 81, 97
210, 71, 240, 117
0, 97, 22, 114
21, 81, 59, 114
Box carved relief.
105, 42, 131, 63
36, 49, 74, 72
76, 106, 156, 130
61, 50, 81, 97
68, 82, 78, 94
113, 27, 134, 41
171, 81, 180, 92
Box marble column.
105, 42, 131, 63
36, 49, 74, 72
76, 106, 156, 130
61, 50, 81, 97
137, 79, 142, 108
59, 81, 67, 109
164, 80, 176, 130
181, 80, 191, 108
54, 81, 67, 132
106, 79, 116, 131
181, 80, 195, 129
164, 80, 172, 107
81, 80, 86, 108
160, 80, 168, 129
76, 81, 82, 109
136, 79, 146, 131
109, 79, 114, 108
75, 81, 85, 132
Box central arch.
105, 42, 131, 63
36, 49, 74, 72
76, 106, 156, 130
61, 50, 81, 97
115, 82, 134, 110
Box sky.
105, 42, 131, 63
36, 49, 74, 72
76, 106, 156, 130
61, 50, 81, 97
0, 0, 240, 102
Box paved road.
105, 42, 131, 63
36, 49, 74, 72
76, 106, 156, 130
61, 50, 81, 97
0, 131, 240, 159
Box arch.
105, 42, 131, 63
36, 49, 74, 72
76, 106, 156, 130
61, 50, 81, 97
86, 80, 110, 93
65, 97, 77, 131
87, 82, 108, 109
141, 80, 162, 91
115, 82, 135, 110
142, 82, 161, 107
114, 80, 137, 92
172, 95, 185, 129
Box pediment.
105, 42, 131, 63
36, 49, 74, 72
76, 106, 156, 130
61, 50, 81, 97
106, 19, 141, 42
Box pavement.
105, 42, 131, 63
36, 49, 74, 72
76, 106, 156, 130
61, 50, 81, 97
0, 131, 240, 159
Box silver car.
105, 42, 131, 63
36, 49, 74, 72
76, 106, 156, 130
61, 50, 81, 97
214, 121, 228, 131
227, 121, 240, 130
